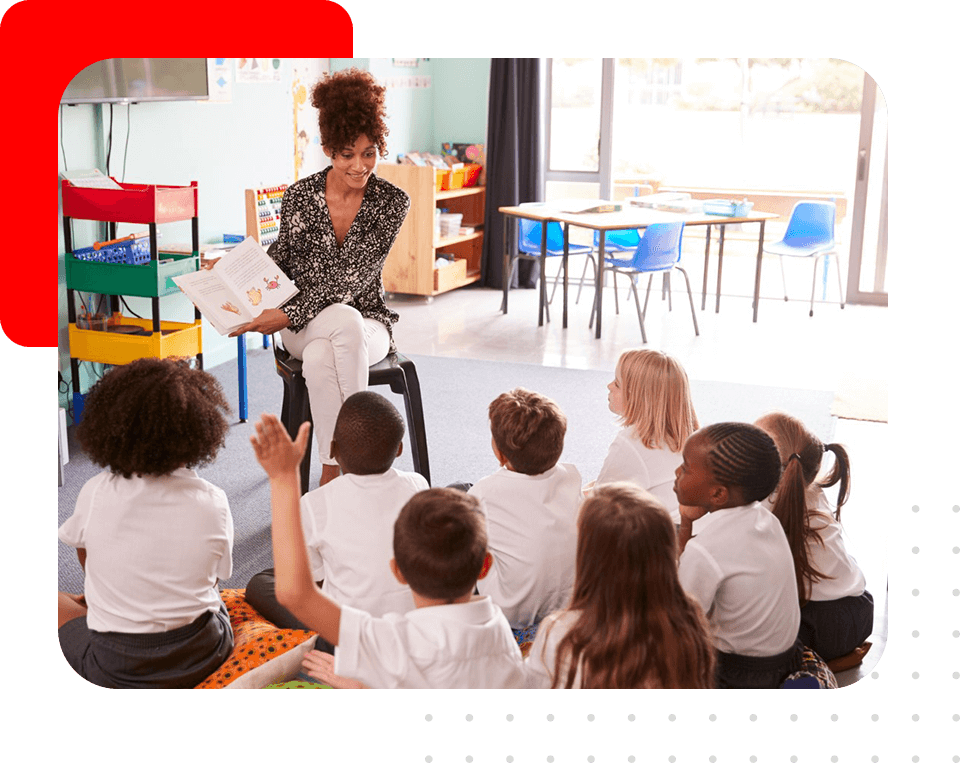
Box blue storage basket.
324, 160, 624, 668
703, 199, 754, 217
73, 237, 151, 265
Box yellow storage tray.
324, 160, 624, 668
69, 316, 202, 366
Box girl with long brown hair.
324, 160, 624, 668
754, 412, 873, 663
523, 483, 714, 689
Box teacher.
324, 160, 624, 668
229, 68, 410, 487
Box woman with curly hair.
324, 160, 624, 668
228, 68, 410, 487
58, 357, 235, 688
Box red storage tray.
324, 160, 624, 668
61, 179, 198, 224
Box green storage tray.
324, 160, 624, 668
65, 252, 199, 298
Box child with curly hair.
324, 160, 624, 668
524, 483, 715, 689
58, 358, 235, 688
468, 388, 582, 631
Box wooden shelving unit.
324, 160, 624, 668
377, 163, 485, 296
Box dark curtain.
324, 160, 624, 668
480, 58, 542, 290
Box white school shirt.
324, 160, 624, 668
591, 428, 684, 523
469, 464, 582, 629
762, 487, 867, 601
334, 596, 525, 688
678, 502, 800, 656
58, 468, 233, 634
300, 468, 428, 618
523, 609, 662, 689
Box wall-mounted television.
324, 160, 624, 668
61, 58, 209, 105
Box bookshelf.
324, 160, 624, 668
376, 164, 485, 296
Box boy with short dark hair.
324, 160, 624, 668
245, 392, 427, 646
469, 388, 582, 630
251, 413, 524, 689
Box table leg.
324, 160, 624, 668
701, 224, 712, 310
501, 214, 510, 314
715, 224, 726, 313
562, 222, 570, 329
237, 335, 248, 423
595, 233, 606, 339
753, 220, 766, 322
539, 221, 548, 326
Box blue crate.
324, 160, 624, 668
703, 199, 754, 217
73, 237, 151, 265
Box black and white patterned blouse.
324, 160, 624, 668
270, 166, 410, 349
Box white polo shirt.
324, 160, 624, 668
58, 468, 233, 634
762, 487, 867, 601
469, 464, 582, 629
591, 428, 684, 523
334, 596, 525, 688
678, 502, 800, 656
300, 468, 428, 618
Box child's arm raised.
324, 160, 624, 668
250, 413, 340, 645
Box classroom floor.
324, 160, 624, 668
387, 246, 889, 688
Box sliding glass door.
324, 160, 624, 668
846, 73, 888, 306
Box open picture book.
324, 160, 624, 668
172, 236, 298, 335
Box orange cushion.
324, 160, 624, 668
194, 588, 316, 689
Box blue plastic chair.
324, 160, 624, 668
504, 218, 596, 320
589, 221, 698, 344
762, 200, 845, 317
583, 227, 643, 306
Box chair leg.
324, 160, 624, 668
627, 273, 648, 344
574, 255, 597, 305
677, 266, 700, 336
835, 253, 846, 310
397, 361, 431, 486
779, 256, 789, 302
809, 256, 822, 317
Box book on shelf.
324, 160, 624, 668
172, 236, 298, 335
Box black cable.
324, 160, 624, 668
122, 104, 132, 182
106, 103, 114, 176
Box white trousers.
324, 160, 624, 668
279, 304, 390, 465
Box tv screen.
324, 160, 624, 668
61, 58, 209, 105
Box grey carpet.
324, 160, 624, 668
58, 346, 835, 593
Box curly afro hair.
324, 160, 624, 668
311, 68, 390, 158
76, 357, 230, 479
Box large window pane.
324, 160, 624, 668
549, 58, 601, 173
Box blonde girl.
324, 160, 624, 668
754, 412, 873, 663
589, 349, 698, 524
523, 483, 715, 689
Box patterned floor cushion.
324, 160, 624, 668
780, 645, 839, 689
513, 623, 540, 658
194, 588, 317, 689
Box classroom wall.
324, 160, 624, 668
57, 57, 490, 414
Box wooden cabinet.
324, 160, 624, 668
377, 163, 485, 296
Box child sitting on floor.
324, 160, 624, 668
755, 411, 873, 666
58, 358, 235, 689
251, 413, 524, 689
586, 349, 700, 526
468, 388, 582, 631
524, 483, 715, 689
245, 391, 428, 652
674, 421, 803, 689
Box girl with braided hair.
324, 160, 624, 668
674, 421, 802, 688
755, 412, 873, 664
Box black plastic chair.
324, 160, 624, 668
273, 338, 431, 494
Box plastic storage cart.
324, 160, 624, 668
61, 179, 202, 421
